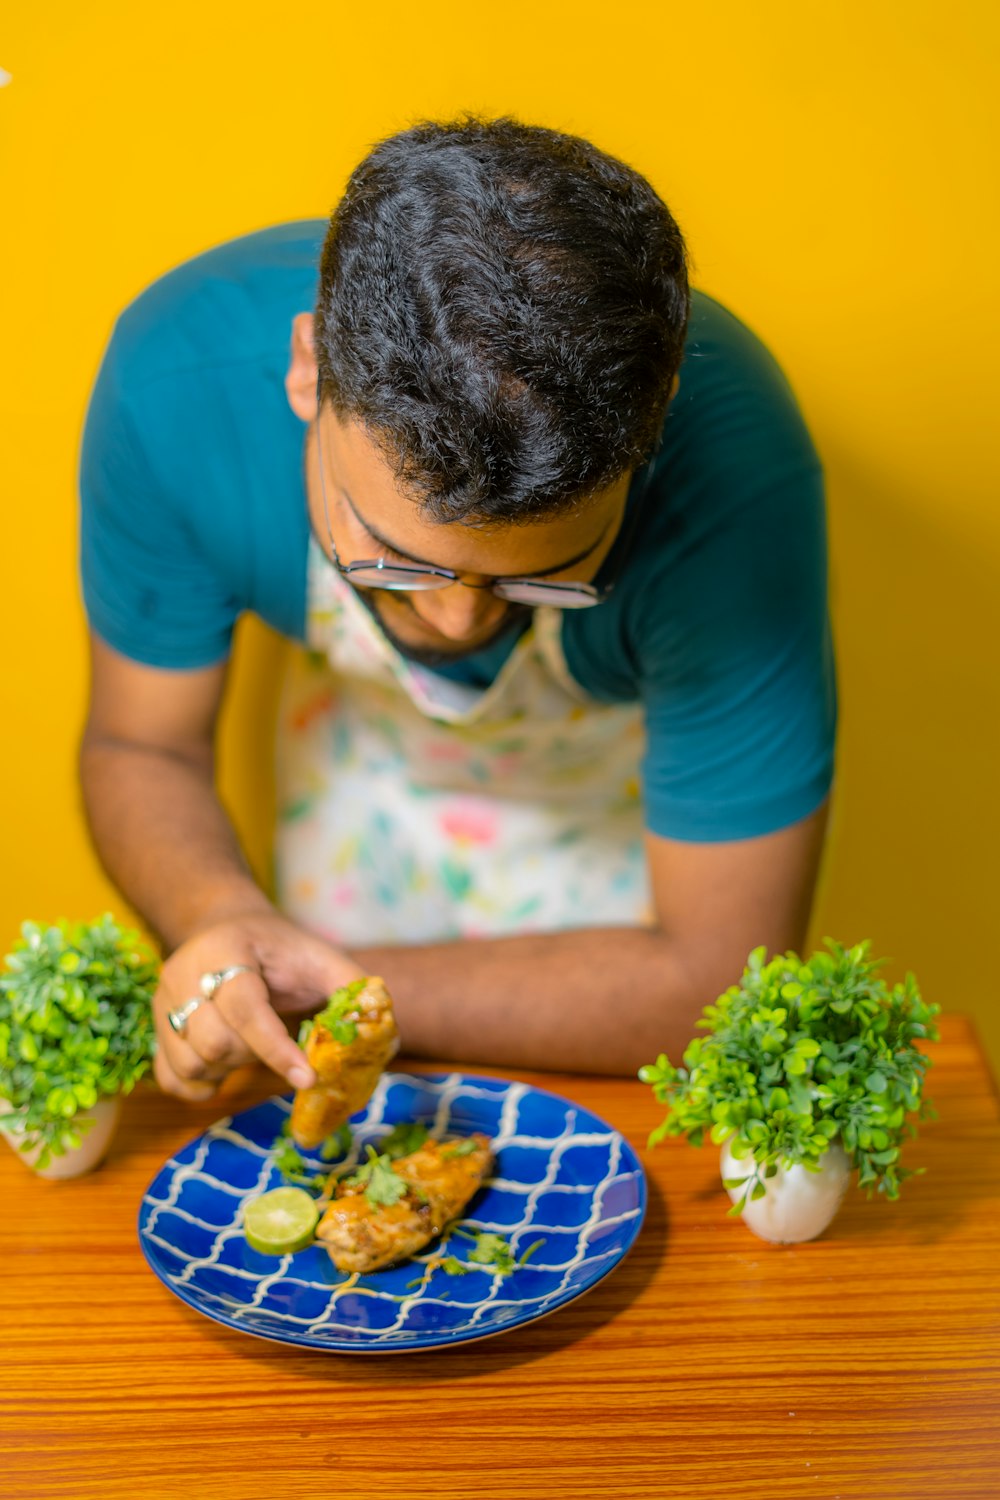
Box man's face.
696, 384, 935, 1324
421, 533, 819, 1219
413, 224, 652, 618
305, 403, 631, 663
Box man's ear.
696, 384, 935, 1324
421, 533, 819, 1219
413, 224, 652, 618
669, 373, 680, 402
285, 312, 318, 421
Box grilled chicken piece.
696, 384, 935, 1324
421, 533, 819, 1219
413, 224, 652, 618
290, 977, 399, 1150
316, 1133, 493, 1274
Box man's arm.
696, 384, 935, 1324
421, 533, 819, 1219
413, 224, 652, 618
81, 635, 266, 948
80, 633, 362, 1098
352, 806, 829, 1075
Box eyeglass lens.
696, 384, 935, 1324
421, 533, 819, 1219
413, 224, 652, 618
344, 563, 599, 607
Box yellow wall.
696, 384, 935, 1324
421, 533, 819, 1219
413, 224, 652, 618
2, 4, 998, 1063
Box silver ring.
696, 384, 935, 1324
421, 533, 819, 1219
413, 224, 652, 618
167, 995, 206, 1036
199, 964, 257, 1000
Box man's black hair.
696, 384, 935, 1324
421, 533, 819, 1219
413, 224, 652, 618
314, 116, 690, 524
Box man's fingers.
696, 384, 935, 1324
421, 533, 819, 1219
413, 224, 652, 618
150, 914, 358, 1099
214, 973, 316, 1089
177, 1001, 247, 1073
153, 1044, 218, 1102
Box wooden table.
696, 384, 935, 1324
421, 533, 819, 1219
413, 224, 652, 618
3, 1014, 999, 1500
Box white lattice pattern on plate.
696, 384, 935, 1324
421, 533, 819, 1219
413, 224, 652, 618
138, 1072, 645, 1350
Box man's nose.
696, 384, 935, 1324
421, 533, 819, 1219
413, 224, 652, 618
413, 581, 506, 640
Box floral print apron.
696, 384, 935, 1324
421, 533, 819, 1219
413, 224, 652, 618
274, 542, 652, 946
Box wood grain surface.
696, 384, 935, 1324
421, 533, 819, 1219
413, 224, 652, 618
3, 1014, 998, 1500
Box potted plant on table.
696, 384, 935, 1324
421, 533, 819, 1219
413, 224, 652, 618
0, 916, 158, 1178
640, 940, 939, 1243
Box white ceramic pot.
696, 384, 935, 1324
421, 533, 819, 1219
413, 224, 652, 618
0, 1096, 122, 1179
720, 1138, 851, 1244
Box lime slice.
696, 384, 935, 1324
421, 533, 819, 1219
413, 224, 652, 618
243, 1187, 319, 1255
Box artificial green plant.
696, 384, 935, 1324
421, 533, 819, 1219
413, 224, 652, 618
0, 916, 158, 1168
640, 940, 939, 1214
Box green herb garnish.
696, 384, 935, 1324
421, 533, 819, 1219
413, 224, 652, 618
440, 1137, 480, 1158
320, 1124, 353, 1160
273, 1140, 308, 1178
313, 979, 368, 1046
467, 1232, 517, 1274
402, 1233, 545, 1288
379, 1121, 429, 1159
404, 1254, 468, 1292
452, 1230, 545, 1275
439, 1254, 469, 1276
271, 1136, 330, 1194
345, 1145, 409, 1208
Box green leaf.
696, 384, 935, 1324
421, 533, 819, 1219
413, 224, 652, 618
467, 1232, 517, 1275
344, 1147, 409, 1208
379, 1121, 429, 1159
441, 1137, 481, 1158
439, 1255, 469, 1276
794, 1038, 821, 1058
638, 937, 936, 1201
320, 1124, 353, 1161
272, 1141, 308, 1179
313, 981, 367, 1045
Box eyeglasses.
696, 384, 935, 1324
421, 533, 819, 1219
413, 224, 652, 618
314, 406, 619, 609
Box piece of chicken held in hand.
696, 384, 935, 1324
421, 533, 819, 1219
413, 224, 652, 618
290, 977, 399, 1150
316, 1134, 493, 1274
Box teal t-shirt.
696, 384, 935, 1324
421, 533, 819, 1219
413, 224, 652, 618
79, 221, 836, 842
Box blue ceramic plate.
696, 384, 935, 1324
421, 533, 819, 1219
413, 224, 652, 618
138, 1071, 646, 1352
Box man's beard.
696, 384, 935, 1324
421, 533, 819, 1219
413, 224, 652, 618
353, 587, 533, 668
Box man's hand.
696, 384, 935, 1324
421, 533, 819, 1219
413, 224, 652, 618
153, 910, 365, 1100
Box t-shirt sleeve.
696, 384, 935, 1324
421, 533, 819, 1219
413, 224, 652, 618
633, 463, 836, 843
79, 333, 239, 669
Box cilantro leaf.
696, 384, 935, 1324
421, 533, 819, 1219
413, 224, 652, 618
345, 1145, 409, 1208
439, 1255, 469, 1276
455, 1229, 545, 1276
328, 1018, 358, 1045
441, 1137, 480, 1157
320, 1124, 353, 1161
273, 1141, 307, 1178
312, 980, 368, 1046
270, 1136, 329, 1195
379, 1121, 429, 1159
468, 1232, 516, 1275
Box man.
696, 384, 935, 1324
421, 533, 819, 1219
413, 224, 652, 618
79, 117, 835, 1100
